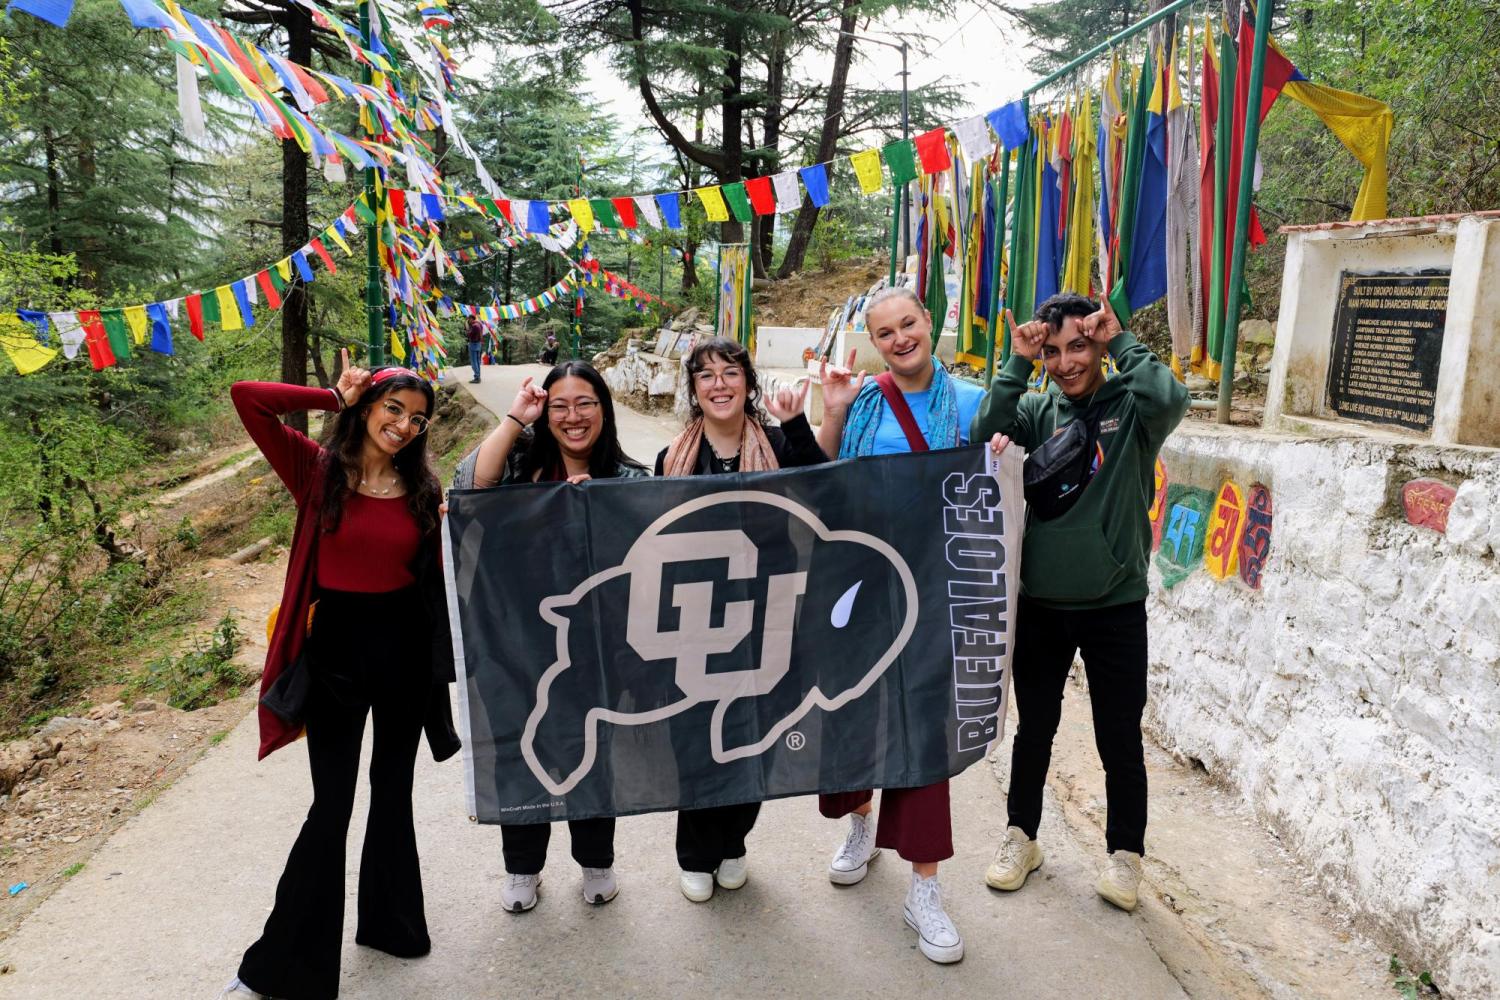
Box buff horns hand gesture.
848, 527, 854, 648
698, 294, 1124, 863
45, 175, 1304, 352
335, 348, 371, 408
507, 376, 549, 426
1079, 294, 1124, 345
765, 379, 811, 423
818, 349, 867, 414
1004, 310, 1051, 362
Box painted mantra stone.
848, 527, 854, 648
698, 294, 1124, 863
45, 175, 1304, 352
1155, 485, 1215, 590
1205, 481, 1247, 581
1402, 479, 1457, 534
1238, 485, 1274, 591
1148, 457, 1169, 552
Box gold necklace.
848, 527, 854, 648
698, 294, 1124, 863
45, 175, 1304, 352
360, 472, 398, 496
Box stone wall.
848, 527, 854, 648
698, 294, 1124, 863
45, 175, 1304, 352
1144, 423, 1499, 997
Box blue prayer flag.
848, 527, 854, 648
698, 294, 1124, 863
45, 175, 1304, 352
1126, 106, 1168, 311
17, 309, 50, 344
798, 164, 830, 208
526, 200, 549, 234
291, 250, 316, 283
146, 302, 173, 355
421, 192, 446, 222
655, 193, 682, 229
986, 101, 1029, 152
4, 0, 74, 26
117, 0, 175, 30
232, 280, 256, 328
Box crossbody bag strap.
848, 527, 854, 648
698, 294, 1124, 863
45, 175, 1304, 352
874, 372, 929, 453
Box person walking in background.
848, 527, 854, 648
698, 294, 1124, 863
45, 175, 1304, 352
465, 317, 484, 383
223, 352, 458, 1000
972, 293, 1188, 912
654, 336, 826, 904
814, 287, 1005, 965
451, 360, 646, 912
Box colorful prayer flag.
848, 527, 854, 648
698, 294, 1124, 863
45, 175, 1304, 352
913, 128, 952, 174
882, 140, 918, 186
695, 186, 730, 223
721, 182, 753, 223
797, 165, 830, 208
850, 149, 884, 194
744, 177, 776, 215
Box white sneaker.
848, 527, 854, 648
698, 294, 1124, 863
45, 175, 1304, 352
715, 856, 747, 890
582, 866, 618, 904
985, 826, 1043, 891
829, 812, 880, 885
1096, 851, 1143, 911
218, 978, 266, 999
903, 874, 964, 964
501, 872, 541, 913
680, 869, 714, 902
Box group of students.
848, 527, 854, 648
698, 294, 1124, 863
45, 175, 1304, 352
221, 286, 1188, 999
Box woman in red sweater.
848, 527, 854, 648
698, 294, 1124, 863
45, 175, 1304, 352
223, 355, 458, 1000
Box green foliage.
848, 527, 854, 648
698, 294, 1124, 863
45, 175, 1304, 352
1388, 954, 1437, 999
130, 613, 248, 712
61, 862, 84, 878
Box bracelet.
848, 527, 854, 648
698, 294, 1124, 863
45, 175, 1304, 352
330, 387, 344, 411
506, 413, 526, 430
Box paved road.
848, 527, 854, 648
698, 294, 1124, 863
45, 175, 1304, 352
0, 366, 1187, 999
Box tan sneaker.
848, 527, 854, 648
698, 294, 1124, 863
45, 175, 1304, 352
1096, 851, 1143, 911
985, 826, 1043, 891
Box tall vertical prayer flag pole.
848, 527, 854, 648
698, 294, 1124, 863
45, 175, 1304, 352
360, 0, 384, 365
1216, 0, 1273, 424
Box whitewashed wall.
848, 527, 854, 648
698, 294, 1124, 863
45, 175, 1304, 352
1146, 423, 1499, 998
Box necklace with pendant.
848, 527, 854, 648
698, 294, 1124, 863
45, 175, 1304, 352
360, 474, 397, 496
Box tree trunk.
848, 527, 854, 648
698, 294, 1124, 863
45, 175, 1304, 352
758, 29, 787, 275
776, 0, 858, 279
718, 14, 746, 246
42, 124, 63, 259
280, 9, 313, 432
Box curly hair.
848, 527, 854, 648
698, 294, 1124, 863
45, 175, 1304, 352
318, 367, 441, 537
1034, 292, 1099, 330
682, 336, 767, 426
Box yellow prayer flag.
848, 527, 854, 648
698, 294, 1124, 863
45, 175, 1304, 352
695, 186, 730, 223
1282, 80, 1392, 222
325, 227, 353, 257
215, 285, 242, 332
0, 321, 58, 376
276, 258, 293, 282
849, 149, 884, 194
389, 329, 406, 361
123, 305, 150, 345
568, 198, 595, 233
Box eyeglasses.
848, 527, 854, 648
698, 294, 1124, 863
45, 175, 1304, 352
379, 399, 430, 433
693, 368, 745, 387
546, 399, 601, 418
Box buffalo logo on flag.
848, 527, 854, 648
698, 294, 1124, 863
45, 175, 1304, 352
444, 447, 1023, 824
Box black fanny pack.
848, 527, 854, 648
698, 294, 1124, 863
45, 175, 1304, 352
1023, 403, 1104, 521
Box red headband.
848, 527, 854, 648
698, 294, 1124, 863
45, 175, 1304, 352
370, 367, 407, 386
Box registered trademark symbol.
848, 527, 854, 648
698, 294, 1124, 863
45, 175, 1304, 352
785, 731, 806, 751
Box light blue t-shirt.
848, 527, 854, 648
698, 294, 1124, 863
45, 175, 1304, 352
868, 379, 986, 455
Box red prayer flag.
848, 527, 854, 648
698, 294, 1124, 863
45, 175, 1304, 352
611, 197, 638, 229
309, 237, 337, 274
745, 176, 776, 215
388, 189, 408, 223
914, 127, 953, 174
494, 199, 513, 223
255, 270, 283, 309
1223, 13, 1299, 278
186, 293, 205, 340
289, 63, 329, 104
77, 309, 116, 369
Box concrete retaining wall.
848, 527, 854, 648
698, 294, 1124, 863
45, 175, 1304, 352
1145, 423, 1500, 997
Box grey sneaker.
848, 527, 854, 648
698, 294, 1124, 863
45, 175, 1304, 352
903, 874, 964, 964
501, 872, 541, 912
829, 812, 880, 885
1096, 850, 1143, 911
582, 866, 618, 904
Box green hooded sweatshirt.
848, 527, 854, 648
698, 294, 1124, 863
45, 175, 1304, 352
971, 331, 1189, 609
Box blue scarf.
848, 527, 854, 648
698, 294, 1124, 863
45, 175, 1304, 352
839, 359, 961, 458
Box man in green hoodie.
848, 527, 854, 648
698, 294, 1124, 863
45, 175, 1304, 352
971, 292, 1189, 912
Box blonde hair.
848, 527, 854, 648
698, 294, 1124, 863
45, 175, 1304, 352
864, 285, 924, 320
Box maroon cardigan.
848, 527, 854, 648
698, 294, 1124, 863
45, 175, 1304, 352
230, 381, 459, 762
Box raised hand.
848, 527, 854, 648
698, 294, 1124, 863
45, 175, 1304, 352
336, 347, 371, 407
818, 348, 867, 415
765, 379, 810, 423
1079, 295, 1123, 345
508, 376, 548, 426
1006, 310, 1050, 361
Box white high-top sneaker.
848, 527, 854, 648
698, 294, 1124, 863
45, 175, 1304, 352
828, 811, 881, 885
1096, 850, 1144, 911
501, 872, 541, 913
903, 873, 964, 964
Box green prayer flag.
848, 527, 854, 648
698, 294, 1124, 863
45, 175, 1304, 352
588, 198, 620, 229
353, 198, 377, 225
100, 308, 132, 360
1006, 123, 1039, 326
721, 182, 754, 223
268, 266, 287, 294
199, 287, 221, 325
882, 140, 918, 187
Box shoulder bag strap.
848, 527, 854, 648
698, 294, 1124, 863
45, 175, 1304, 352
874, 372, 929, 453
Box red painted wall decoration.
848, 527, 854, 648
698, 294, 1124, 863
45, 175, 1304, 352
1237, 485, 1274, 591
1402, 479, 1457, 534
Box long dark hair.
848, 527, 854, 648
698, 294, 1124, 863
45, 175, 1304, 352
319, 367, 441, 536
517, 361, 643, 480
683, 337, 766, 426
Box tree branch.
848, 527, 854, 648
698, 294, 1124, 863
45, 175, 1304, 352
626, 0, 732, 176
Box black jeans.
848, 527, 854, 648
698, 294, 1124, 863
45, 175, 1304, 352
500, 818, 615, 875
1006, 596, 1149, 855
239, 589, 430, 1000
676, 804, 761, 872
